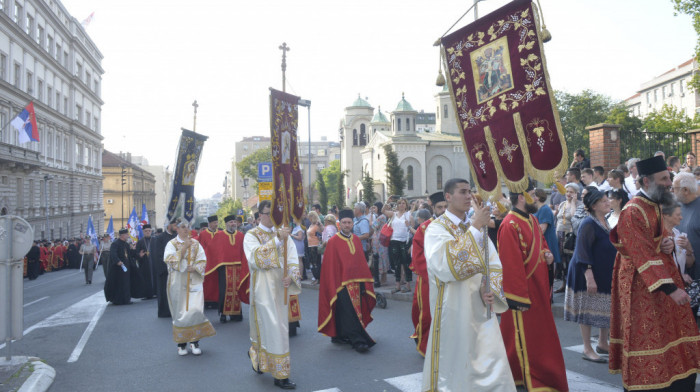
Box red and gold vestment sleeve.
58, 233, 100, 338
410, 220, 431, 279
615, 205, 674, 292
497, 218, 531, 305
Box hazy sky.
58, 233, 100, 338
61, 0, 696, 198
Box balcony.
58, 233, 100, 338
0, 142, 43, 173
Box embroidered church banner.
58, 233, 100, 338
269, 88, 305, 227
440, 0, 567, 198
166, 128, 208, 225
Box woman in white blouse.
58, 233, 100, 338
383, 198, 414, 293
662, 201, 695, 284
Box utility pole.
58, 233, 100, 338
121, 165, 126, 228
279, 42, 290, 92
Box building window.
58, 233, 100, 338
654, 89, 658, 102
398, 118, 402, 131
47, 86, 52, 106
13, 63, 20, 88
37, 79, 43, 101
353, 129, 358, 146
406, 118, 411, 132
26, 71, 33, 94
25, 14, 33, 35
670, 83, 675, 96
94, 79, 99, 94
56, 92, 61, 111
360, 124, 366, 146
646, 92, 650, 104
63, 97, 68, 116
407, 165, 414, 190
0, 53, 5, 81
662, 86, 666, 99
37, 25, 43, 45
437, 166, 443, 190
56, 44, 61, 62
85, 71, 90, 86
47, 35, 53, 54
13, 2, 21, 24
76, 62, 82, 78
436, 106, 439, 119
76, 104, 82, 122
443, 104, 448, 118
63, 51, 68, 68
86, 111, 91, 128
680, 79, 685, 93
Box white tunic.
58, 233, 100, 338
244, 225, 301, 379
421, 213, 515, 392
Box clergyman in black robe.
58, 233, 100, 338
133, 224, 155, 299
66, 240, 81, 269
152, 219, 178, 317
26, 242, 41, 280
104, 229, 132, 305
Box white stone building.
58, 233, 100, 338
340, 89, 470, 202
0, 0, 104, 239
625, 58, 699, 118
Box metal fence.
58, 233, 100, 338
619, 130, 692, 164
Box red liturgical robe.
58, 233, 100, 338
318, 233, 376, 337
206, 230, 250, 313
198, 228, 219, 303
609, 196, 700, 390
498, 211, 568, 392
409, 218, 432, 357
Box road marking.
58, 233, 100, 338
67, 299, 107, 362
312, 370, 621, 392
23, 296, 49, 307
24, 271, 82, 288
384, 372, 422, 392
0, 291, 107, 351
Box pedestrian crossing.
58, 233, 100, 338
311, 370, 622, 392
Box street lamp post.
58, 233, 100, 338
121, 165, 127, 228
298, 98, 311, 209
242, 178, 249, 207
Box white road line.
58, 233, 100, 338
384, 372, 422, 392
23, 296, 49, 307
67, 300, 107, 362
312, 370, 621, 392
0, 291, 106, 351
24, 272, 82, 288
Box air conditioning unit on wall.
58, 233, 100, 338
107, 199, 114, 204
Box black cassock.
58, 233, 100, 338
26, 245, 41, 280
67, 243, 81, 269
104, 239, 131, 305
131, 237, 155, 299
152, 230, 176, 317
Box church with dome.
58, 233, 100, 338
339, 88, 471, 202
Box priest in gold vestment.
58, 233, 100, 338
422, 178, 515, 392
164, 220, 216, 356
244, 200, 301, 390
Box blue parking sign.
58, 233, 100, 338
258, 162, 273, 182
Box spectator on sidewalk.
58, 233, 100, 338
662, 201, 694, 285
593, 166, 610, 191
556, 183, 580, 293
534, 189, 560, 290
306, 211, 322, 284
605, 189, 628, 230
566, 168, 583, 199
684, 152, 697, 173
570, 149, 590, 170
673, 172, 700, 281
625, 158, 640, 197
668, 155, 681, 176
581, 168, 596, 188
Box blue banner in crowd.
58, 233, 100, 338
166, 128, 208, 224
106, 216, 114, 241
86, 216, 99, 249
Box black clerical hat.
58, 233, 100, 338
207, 215, 218, 223
118, 228, 128, 235
429, 191, 445, 205
338, 209, 354, 221
142, 224, 151, 229
636, 156, 667, 176
224, 215, 236, 223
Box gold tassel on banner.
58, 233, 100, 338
523, 192, 534, 205
555, 182, 566, 195
436, 49, 446, 87
534, 0, 552, 42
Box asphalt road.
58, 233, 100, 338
5, 269, 628, 392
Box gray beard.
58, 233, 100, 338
648, 182, 674, 205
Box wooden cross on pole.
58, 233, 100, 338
279, 42, 290, 92
192, 100, 198, 132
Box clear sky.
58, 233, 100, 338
62, 0, 696, 199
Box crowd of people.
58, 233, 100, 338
23, 149, 700, 391
24, 237, 107, 282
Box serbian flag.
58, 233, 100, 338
81, 12, 95, 27
269, 88, 304, 227
11, 102, 40, 143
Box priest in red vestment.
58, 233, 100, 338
609, 156, 700, 391
40, 242, 49, 272
498, 181, 568, 392
206, 215, 249, 323
409, 191, 447, 357
318, 208, 376, 353
199, 215, 219, 308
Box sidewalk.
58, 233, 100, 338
0, 356, 55, 392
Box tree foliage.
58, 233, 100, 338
641, 104, 699, 133
320, 160, 341, 209
216, 198, 243, 225
671, 0, 700, 90
362, 171, 377, 207
606, 103, 642, 132
315, 169, 328, 214
383, 145, 405, 197
555, 90, 612, 156
335, 169, 346, 209
235, 147, 272, 191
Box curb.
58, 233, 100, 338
18, 358, 55, 392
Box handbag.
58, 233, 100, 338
379, 219, 393, 247
563, 232, 576, 252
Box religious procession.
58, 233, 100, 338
5, 0, 700, 391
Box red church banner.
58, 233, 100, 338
440, 0, 567, 198
269, 88, 304, 227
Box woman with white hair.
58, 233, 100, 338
554, 183, 579, 293
163, 220, 216, 356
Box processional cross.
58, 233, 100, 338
279, 42, 290, 92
